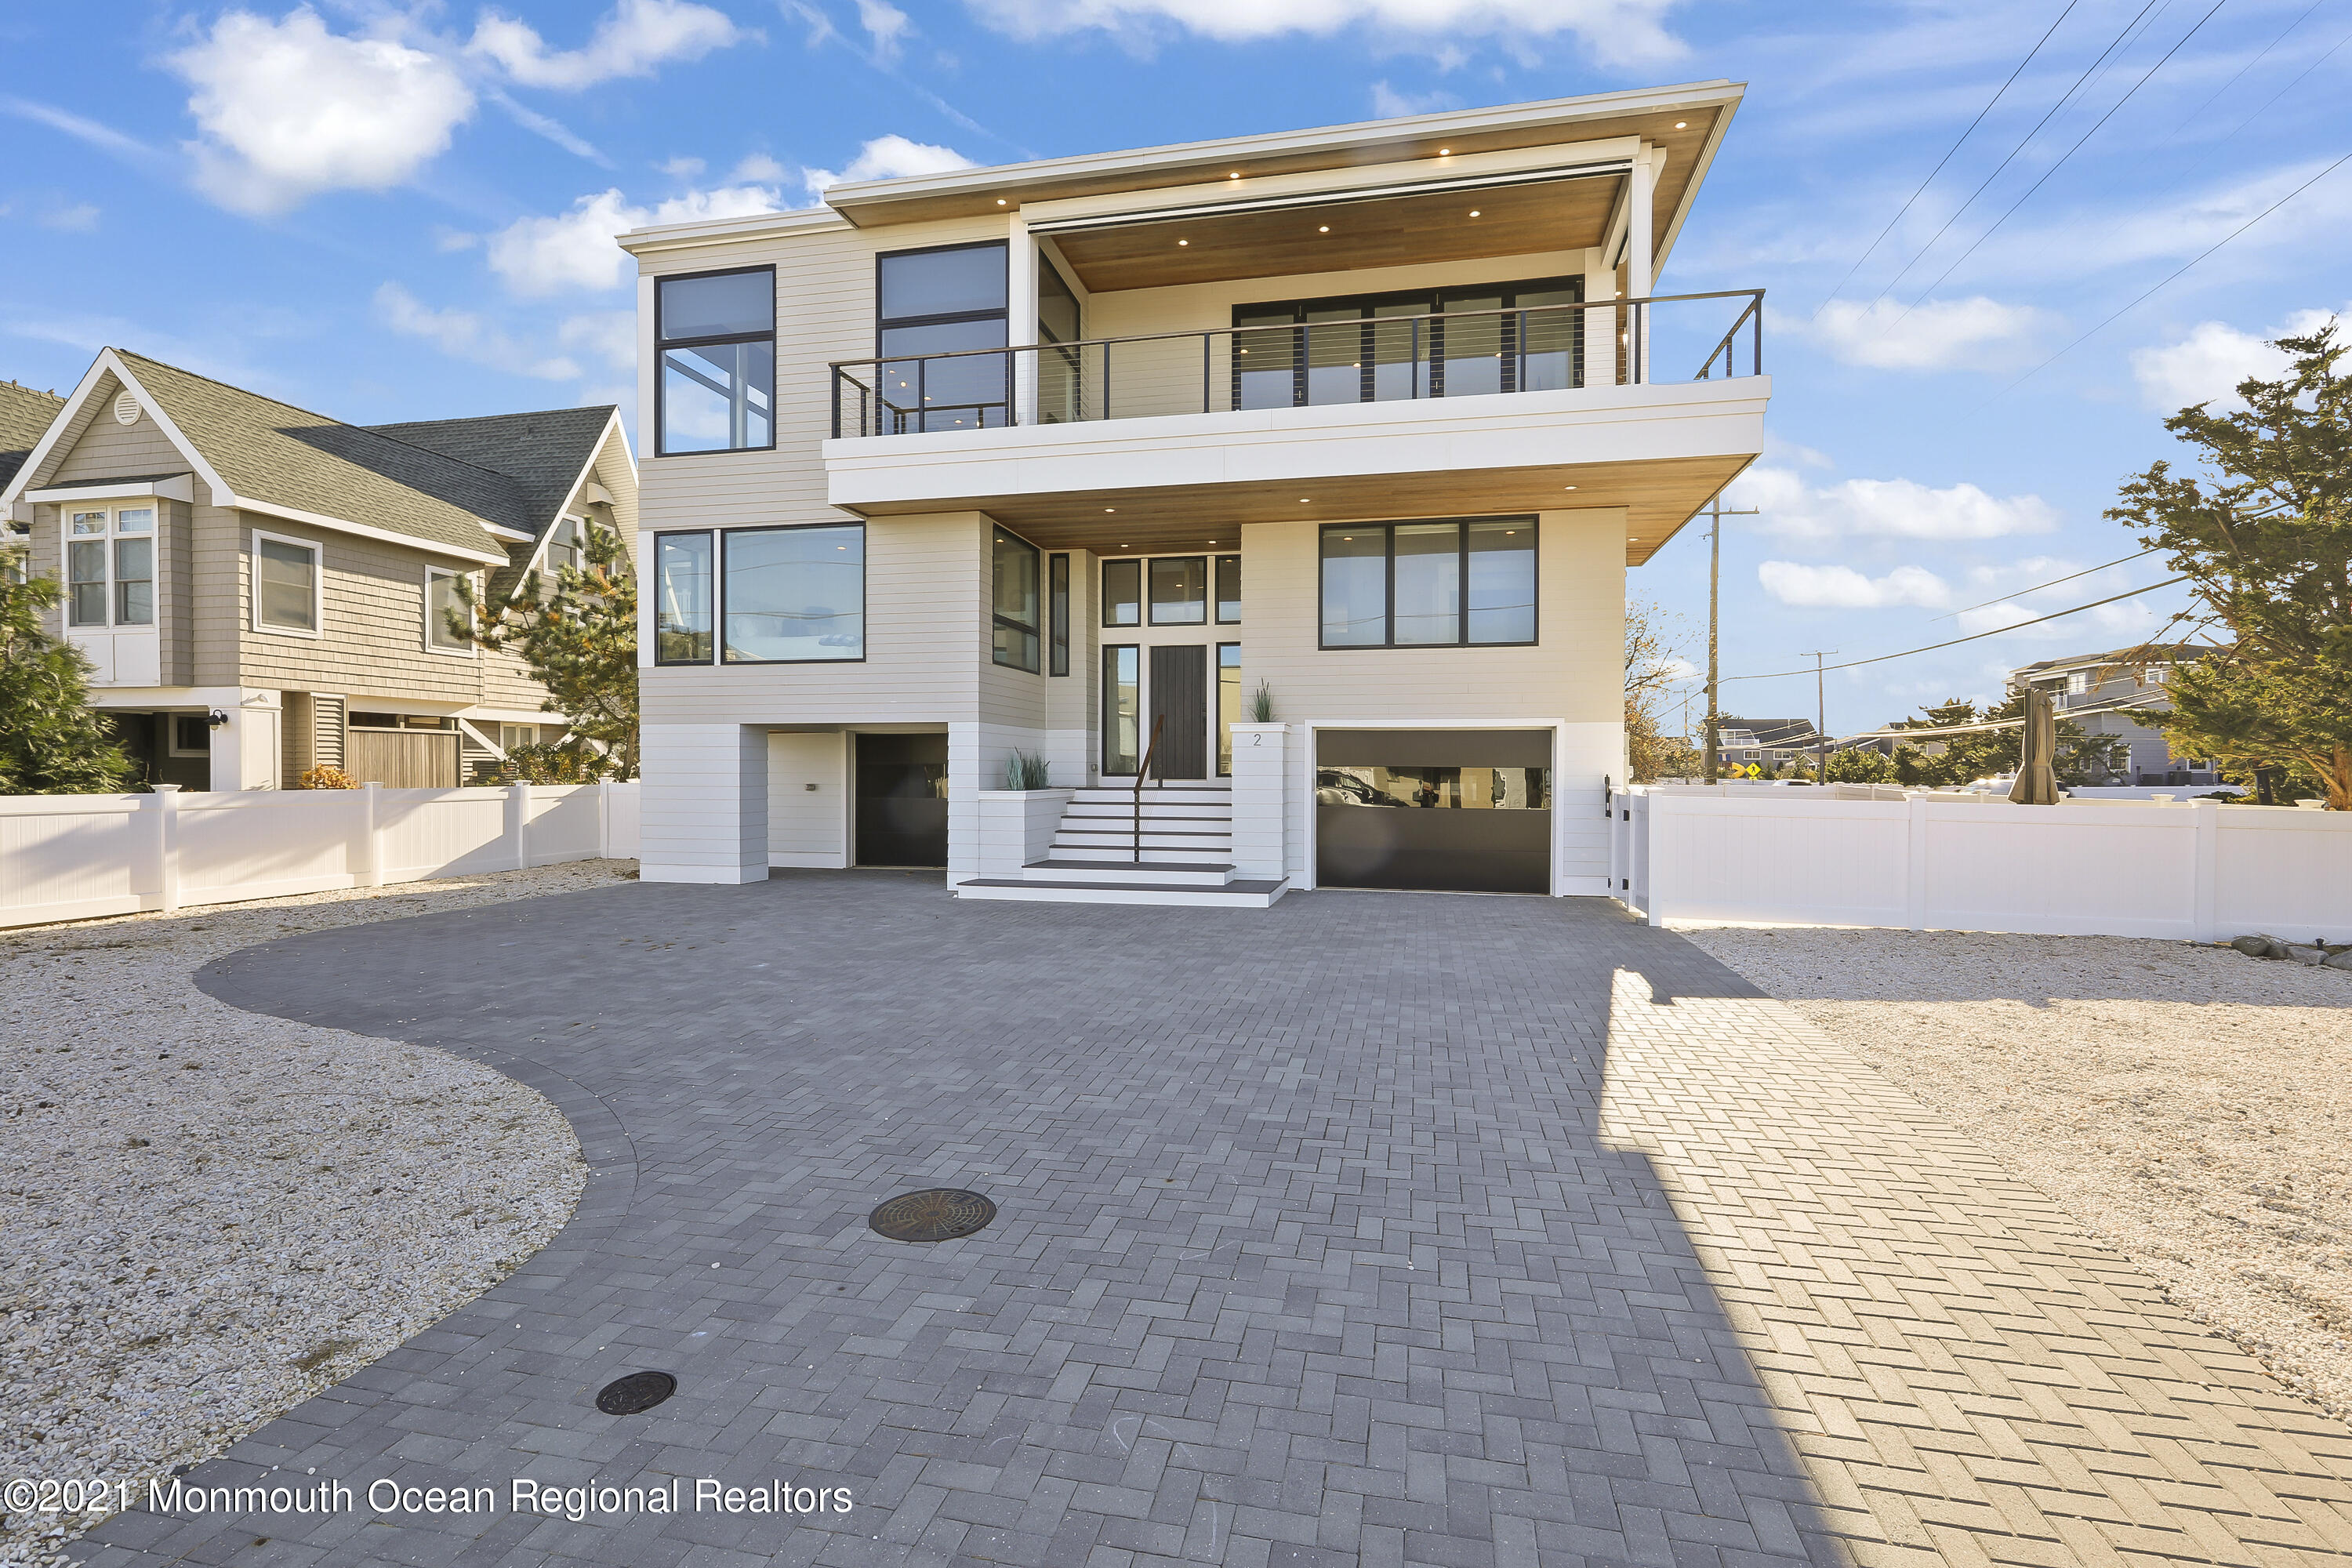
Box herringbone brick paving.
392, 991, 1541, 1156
65, 874, 2352, 1567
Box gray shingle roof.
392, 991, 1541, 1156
0, 380, 66, 492
365, 408, 619, 597
115, 351, 521, 559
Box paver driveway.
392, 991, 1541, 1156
72, 873, 2352, 1568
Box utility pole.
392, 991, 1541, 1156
1805, 649, 1836, 783
1700, 497, 1757, 786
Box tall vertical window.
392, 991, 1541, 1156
1038, 255, 1083, 425
723, 524, 864, 662
1217, 643, 1241, 775
877, 241, 1007, 433
67, 523, 106, 626
1048, 552, 1069, 676
992, 527, 1040, 673
1319, 519, 1537, 648
113, 533, 154, 626
1101, 557, 1141, 626
657, 267, 775, 456
1102, 645, 1139, 775
426, 567, 473, 653
253, 532, 320, 634
1149, 556, 1206, 625
1214, 554, 1240, 624
654, 532, 713, 663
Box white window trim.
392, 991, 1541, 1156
250, 527, 325, 638
424, 564, 478, 657
64, 506, 159, 630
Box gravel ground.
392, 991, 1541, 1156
0, 864, 622, 1568
1682, 925, 2352, 1430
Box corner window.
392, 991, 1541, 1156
722, 523, 864, 662
64, 506, 156, 628
426, 567, 474, 653
992, 527, 1040, 673
252, 532, 321, 634
653, 532, 714, 664
877, 241, 1008, 433
1101, 557, 1141, 627
1215, 554, 1240, 624
657, 267, 775, 456
1318, 518, 1536, 649
1048, 552, 1069, 676
1148, 556, 1207, 626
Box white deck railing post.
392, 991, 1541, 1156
151, 786, 182, 914
1904, 791, 1929, 931
358, 781, 384, 887
507, 781, 532, 870
2190, 798, 2220, 943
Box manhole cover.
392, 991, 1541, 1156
593, 1370, 676, 1414
869, 1188, 996, 1243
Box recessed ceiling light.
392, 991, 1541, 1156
1229, 172, 1240, 180
996, 198, 1007, 206
1438, 147, 1451, 155
1563, 485, 1578, 491
1299, 498, 1311, 503
1674, 122, 1687, 130
1105, 507, 1115, 513
1468, 209, 1480, 218
1319, 225, 1330, 233
1178, 238, 1189, 246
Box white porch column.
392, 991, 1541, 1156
1229, 722, 1287, 882
208, 691, 281, 791
1007, 214, 1037, 426
639, 723, 768, 884
1626, 144, 1656, 382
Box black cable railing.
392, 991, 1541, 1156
829, 290, 1764, 439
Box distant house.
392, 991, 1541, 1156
0, 348, 636, 791
2005, 645, 2222, 787
1, 379, 67, 580
1711, 716, 1824, 771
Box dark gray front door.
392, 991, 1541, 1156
1149, 644, 1207, 779
855, 733, 948, 866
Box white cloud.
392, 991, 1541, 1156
39, 203, 100, 232
1733, 465, 2060, 543
559, 310, 638, 371
375, 281, 580, 379
487, 182, 782, 295
1759, 561, 1951, 611
659, 155, 709, 179
1370, 81, 1457, 118
801, 133, 973, 199
2, 96, 147, 158
432, 225, 480, 252
468, 0, 746, 90
730, 153, 789, 183
169, 8, 475, 215
2129, 310, 2339, 412
857, 0, 913, 60
965, 0, 1685, 67
1789, 296, 2056, 372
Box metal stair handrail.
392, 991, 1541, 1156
1131, 715, 1165, 863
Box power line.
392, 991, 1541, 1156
2178, 0, 2324, 129
2220, 13, 2352, 141
1882, 0, 2230, 334
1860, 0, 2165, 315
1987, 143, 2352, 397
1815, 0, 2085, 314
1721, 575, 2190, 684
1928, 546, 2161, 620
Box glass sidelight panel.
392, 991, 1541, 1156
1217, 642, 1240, 775
1148, 556, 1207, 625
1102, 644, 1140, 775
1048, 552, 1069, 675
1101, 557, 1141, 626
654, 532, 713, 662
1215, 554, 1240, 623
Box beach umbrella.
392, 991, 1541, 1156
2009, 685, 2060, 805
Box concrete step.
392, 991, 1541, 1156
1049, 843, 1232, 865
1053, 827, 1232, 846
1021, 858, 1235, 887
956, 877, 1287, 909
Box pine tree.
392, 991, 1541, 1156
0, 573, 137, 793
452, 522, 637, 781
2106, 325, 2352, 807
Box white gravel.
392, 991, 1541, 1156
1682, 925, 2352, 1430
1, 863, 624, 1567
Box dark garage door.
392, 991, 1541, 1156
855, 733, 948, 867
1315, 728, 1552, 895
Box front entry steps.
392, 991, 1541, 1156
956, 782, 1290, 908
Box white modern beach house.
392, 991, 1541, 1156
621, 83, 1769, 906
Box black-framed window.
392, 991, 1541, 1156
992, 526, 1041, 673
1038, 253, 1084, 425
1148, 556, 1207, 626
1233, 274, 1583, 410
657, 267, 775, 456
1102, 644, 1139, 775
1214, 554, 1240, 624
1048, 552, 1069, 676
721, 523, 865, 663
877, 241, 1008, 433
653, 532, 714, 663
1102, 557, 1141, 627
1319, 518, 1537, 649
1216, 642, 1240, 776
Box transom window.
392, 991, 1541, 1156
657, 267, 775, 456
1235, 275, 1584, 410
65, 505, 154, 629
877, 241, 1008, 433
1320, 518, 1537, 648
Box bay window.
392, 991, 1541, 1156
65, 506, 155, 628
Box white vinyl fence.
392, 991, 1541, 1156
1611, 786, 2351, 942
0, 781, 639, 931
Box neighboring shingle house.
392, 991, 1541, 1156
0, 348, 636, 790
1711, 716, 1823, 771
2007, 644, 2222, 786
1, 379, 67, 579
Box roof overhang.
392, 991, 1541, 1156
27, 472, 196, 503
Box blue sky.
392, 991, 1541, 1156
6, 0, 2348, 736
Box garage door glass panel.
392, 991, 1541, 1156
1315, 728, 1552, 895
